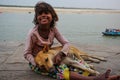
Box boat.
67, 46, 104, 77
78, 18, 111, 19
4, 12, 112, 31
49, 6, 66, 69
102, 28, 120, 36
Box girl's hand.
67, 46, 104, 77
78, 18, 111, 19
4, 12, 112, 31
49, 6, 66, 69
26, 54, 36, 66
53, 51, 66, 65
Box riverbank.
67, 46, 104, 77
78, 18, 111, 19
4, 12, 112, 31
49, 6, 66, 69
1, 6, 120, 14
0, 41, 120, 80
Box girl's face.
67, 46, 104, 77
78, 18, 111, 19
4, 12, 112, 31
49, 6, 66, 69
37, 12, 52, 26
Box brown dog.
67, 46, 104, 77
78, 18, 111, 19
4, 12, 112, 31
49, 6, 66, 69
35, 45, 106, 75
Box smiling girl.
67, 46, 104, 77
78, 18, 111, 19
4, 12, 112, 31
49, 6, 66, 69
24, 1, 120, 80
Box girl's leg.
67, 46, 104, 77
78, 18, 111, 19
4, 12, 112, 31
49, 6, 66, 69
94, 69, 120, 80
108, 75, 120, 80
70, 71, 94, 80
70, 69, 120, 80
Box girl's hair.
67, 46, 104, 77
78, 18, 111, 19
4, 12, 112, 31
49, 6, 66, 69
33, 2, 58, 28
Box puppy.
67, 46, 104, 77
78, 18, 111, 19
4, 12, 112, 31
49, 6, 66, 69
35, 45, 104, 75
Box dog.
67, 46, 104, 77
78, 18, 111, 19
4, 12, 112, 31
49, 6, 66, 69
35, 45, 106, 75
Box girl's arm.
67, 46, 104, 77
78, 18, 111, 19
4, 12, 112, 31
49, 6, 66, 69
54, 27, 70, 55
24, 29, 36, 66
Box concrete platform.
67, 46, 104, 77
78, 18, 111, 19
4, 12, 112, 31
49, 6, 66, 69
0, 42, 120, 80
0, 43, 55, 80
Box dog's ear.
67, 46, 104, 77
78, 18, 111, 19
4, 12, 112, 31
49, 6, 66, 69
43, 44, 49, 53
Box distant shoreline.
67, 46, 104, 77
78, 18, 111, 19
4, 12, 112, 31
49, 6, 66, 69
0, 5, 119, 10
1, 6, 120, 14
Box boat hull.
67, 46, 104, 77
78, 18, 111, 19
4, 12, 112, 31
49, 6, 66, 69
102, 32, 120, 36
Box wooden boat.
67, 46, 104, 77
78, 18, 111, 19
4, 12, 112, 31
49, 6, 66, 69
102, 28, 120, 36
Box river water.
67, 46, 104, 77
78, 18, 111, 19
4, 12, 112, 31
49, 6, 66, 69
0, 11, 120, 47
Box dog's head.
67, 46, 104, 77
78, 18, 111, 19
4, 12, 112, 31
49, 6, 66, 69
35, 45, 56, 72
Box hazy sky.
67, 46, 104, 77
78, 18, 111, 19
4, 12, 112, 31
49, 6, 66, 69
0, 0, 120, 9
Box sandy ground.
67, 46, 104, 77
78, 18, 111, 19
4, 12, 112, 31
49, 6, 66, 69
0, 41, 120, 80
1, 6, 120, 14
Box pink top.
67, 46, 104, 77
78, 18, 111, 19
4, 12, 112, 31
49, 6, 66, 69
24, 25, 70, 58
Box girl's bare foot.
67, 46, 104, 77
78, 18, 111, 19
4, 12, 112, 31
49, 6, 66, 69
94, 69, 120, 80
94, 69, 111, 80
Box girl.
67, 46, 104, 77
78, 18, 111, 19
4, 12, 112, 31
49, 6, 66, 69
24, 1, 120, 80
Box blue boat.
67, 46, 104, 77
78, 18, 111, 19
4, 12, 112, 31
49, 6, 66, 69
102, 28, 120, 36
